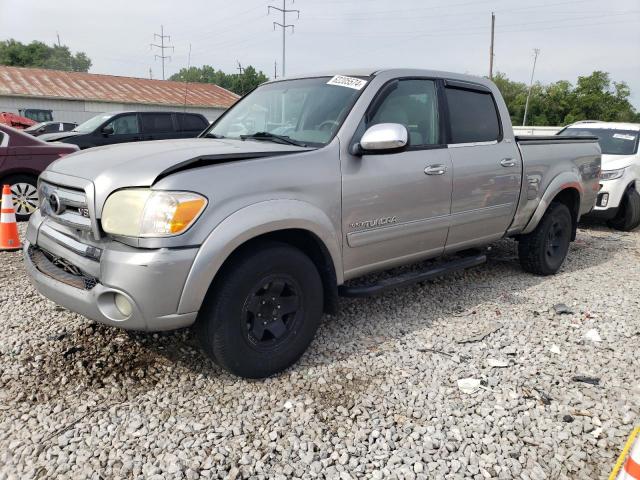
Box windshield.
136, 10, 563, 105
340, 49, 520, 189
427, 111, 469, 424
560, 127, 639, 155
24, 122, 46, 132
74, 114, 114, 133
205, 76, 368, 147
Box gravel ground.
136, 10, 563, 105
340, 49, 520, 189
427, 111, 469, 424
1, 222, 639, 480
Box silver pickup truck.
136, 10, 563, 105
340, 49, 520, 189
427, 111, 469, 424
24, 69, 601, 378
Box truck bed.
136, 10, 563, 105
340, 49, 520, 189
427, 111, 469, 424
511, 134, 601, 233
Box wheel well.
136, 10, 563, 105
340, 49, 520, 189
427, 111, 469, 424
551, 188, 580, 240
0, 171, 39, 184
213, 229, 339, 315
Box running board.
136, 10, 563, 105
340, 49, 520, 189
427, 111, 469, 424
338, 254, 487, 298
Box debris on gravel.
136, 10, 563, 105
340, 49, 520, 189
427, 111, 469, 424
1, 223, 639, 479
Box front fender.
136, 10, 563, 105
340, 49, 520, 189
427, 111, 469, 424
176, 199, 342, 314
521, 172, 583, 234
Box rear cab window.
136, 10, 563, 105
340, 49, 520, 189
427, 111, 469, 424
445, 84, 501, 144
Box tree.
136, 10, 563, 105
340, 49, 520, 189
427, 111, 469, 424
492, 71, 639, 125
170, 65, 269, 95
0, 39, 92, 72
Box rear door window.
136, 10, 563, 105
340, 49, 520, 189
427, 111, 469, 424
141, 113, 174, 134
445, 87, 500, 144
177, 113, 208, 132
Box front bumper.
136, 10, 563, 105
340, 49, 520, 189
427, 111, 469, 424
24, 210, 199, 331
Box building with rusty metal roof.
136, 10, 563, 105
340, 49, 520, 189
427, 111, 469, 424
0, 65, 239, 123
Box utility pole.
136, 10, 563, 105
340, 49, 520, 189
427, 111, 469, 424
268, 0, 299, 78
489, 12, 495, 79
236, 61, 244, 75
56, 32, 61, 47
151, 25, 174, 80
274, 61, 278, 79
522, 48, 540, 127
149, 67, 153, 79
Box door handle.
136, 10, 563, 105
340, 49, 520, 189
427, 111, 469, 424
500, 158, 517, 167
424, 164, 447, 175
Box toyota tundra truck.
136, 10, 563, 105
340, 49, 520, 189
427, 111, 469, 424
23, 69, 601, 378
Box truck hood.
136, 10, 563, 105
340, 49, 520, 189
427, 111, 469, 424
47, 138, 309, 207
601, 154, 637, 171
39, 131, 82, 142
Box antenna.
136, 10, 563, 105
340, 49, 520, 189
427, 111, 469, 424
183, 43, 192, 112
268, 0, 299, 77
151, 25, 175, 80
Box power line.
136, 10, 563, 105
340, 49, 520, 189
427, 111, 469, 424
151, 25, 174, 80
523, 48, 541, 127
268, 0, 300, 77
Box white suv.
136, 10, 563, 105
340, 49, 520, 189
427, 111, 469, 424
558, 121, 640, 231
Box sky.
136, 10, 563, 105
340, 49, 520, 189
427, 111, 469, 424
1, 0, 639, 109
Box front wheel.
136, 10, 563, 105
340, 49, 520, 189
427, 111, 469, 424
5, 175, 39, 221
607, 188, 640, 232
518, 202, 573, 276
195, 242, 323, 378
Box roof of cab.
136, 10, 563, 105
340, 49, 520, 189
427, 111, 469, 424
271, 68, 489, 85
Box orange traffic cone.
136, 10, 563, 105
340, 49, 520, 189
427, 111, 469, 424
614, 427, 640, 480
0, 184, 21, 251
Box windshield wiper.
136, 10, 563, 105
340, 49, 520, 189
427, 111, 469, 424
204, 132, 225, 139
240, 131, 306, 147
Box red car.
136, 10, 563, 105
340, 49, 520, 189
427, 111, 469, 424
0, 112, 37, 129
0, 124, 79, 220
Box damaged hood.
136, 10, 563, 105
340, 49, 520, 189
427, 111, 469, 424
47, 138, 308, 206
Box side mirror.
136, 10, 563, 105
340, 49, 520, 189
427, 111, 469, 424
102, 125, 114, 136
357, 123, 408, 154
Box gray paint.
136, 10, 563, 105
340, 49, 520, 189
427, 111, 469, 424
24, 68, 601, 331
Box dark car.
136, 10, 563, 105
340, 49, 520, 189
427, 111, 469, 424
39, 111, 210, 149
24, 121, 78, 137
0, 124, 79, 220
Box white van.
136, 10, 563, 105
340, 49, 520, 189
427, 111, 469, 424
558, 121, 640, 231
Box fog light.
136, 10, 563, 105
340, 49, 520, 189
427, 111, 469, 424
599, 193, 609, 207
114, 294, 132, 317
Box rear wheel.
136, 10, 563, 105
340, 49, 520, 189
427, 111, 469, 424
607, 188, 640, 232
4, 174, 39, 221
518, 202, 572, 276
195, 242, 323, 378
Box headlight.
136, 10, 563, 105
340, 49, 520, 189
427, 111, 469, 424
600, 168, 625, 181
102, 189, 207, 237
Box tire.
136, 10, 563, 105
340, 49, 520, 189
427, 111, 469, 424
518, 202, 573, 276
3, 174, 39, 221
195, 242, 323, 379
607, 188, 640, 232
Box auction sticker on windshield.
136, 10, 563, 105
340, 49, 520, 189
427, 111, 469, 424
327, 75, 368, 90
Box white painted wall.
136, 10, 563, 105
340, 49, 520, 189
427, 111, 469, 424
0, 96, 226, 123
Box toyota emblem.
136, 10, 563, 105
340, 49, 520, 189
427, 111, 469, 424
49, 193, 64, 215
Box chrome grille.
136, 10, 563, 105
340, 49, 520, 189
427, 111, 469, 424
39, 181, 92, 231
